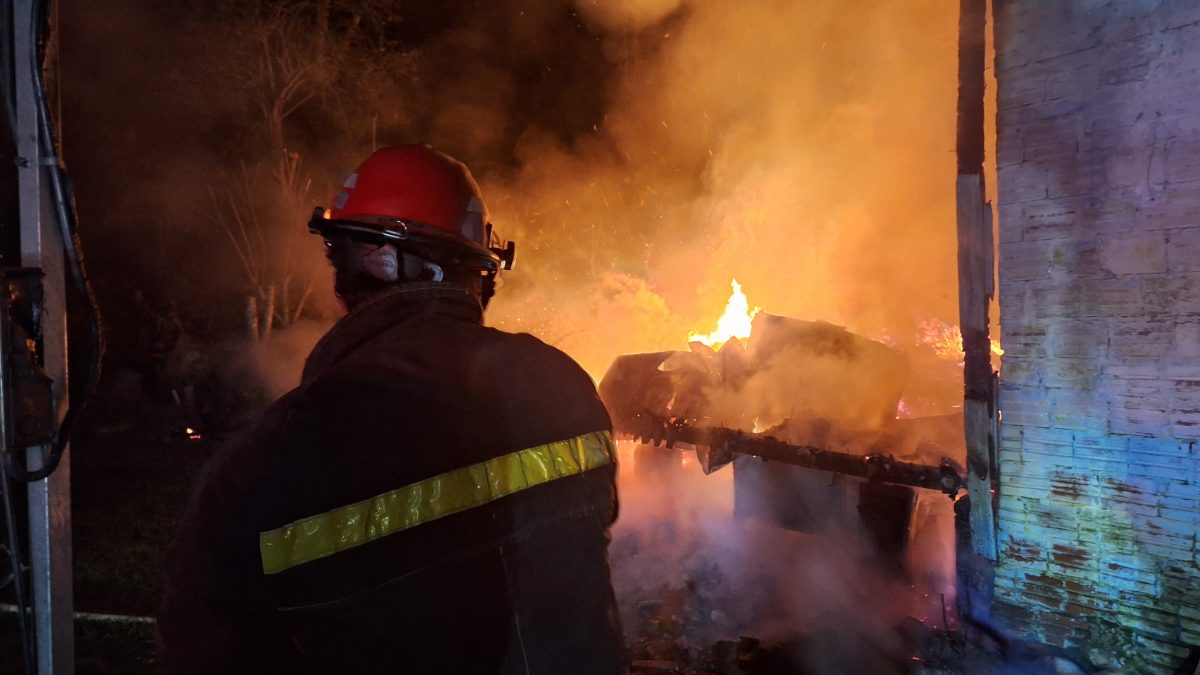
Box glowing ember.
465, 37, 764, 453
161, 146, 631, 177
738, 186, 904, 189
688, 279, 761, 350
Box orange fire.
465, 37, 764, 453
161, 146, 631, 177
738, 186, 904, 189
918, 319, 1004, 362
687, 279, 761, 350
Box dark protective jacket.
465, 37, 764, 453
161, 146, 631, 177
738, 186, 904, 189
157, 284, 624, 674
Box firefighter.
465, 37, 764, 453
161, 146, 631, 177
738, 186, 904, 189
157, 145, 625, 674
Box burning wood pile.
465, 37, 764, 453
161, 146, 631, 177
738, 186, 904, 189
600, 282, 970, 673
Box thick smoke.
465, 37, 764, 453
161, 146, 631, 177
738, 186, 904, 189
610, 438, 958, 670
573, 0, 686, 31
484, 0, 959, 379
63, 0, 959, 382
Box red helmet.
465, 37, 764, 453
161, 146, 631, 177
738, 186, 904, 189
309, 144, 515, 271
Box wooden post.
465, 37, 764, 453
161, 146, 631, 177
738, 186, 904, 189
956, 0, 999, 632
957, 175, 998, 562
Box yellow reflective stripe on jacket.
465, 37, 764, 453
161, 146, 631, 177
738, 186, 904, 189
258, 430, 615, 575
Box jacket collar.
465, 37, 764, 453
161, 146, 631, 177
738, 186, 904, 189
302, 283, 483, 384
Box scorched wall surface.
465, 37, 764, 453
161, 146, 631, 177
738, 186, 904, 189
994, 1, 1200, 671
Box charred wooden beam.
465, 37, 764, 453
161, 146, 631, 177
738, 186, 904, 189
614, 410, 966, 496
957, 0, 987, 175
956, 0, 998, 566
955, 0, 999, 643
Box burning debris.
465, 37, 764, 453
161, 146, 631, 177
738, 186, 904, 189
602, 282, 967, 672
600, 310, 968, 489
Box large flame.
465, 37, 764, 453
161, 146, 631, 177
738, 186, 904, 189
688, 279, 761, 350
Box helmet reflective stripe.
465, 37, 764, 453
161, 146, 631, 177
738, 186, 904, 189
460, 196, 485, 244
332, 173, 357, 210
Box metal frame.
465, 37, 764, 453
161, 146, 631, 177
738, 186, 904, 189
12, 0, 74, 671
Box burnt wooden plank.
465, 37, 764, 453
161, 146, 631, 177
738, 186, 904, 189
965, 398, 997, 559
957, 175, 994, 400
957, 0, 999, 567
614, 411, 966, 495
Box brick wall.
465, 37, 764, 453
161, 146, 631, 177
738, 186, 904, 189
994, 2, 1200, 670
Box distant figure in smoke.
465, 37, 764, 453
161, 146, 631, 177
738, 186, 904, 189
157, 145, 625, 674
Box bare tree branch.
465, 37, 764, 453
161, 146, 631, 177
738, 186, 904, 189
206, 0, 405, 338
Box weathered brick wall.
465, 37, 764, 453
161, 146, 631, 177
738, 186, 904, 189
994, 2, 1200, 670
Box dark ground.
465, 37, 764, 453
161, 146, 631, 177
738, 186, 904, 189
71, 425, 208, 618
0, 615, 157, 675
0, 365, 234, 673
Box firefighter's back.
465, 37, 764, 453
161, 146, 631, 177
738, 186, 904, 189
252, 292, 623, 673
